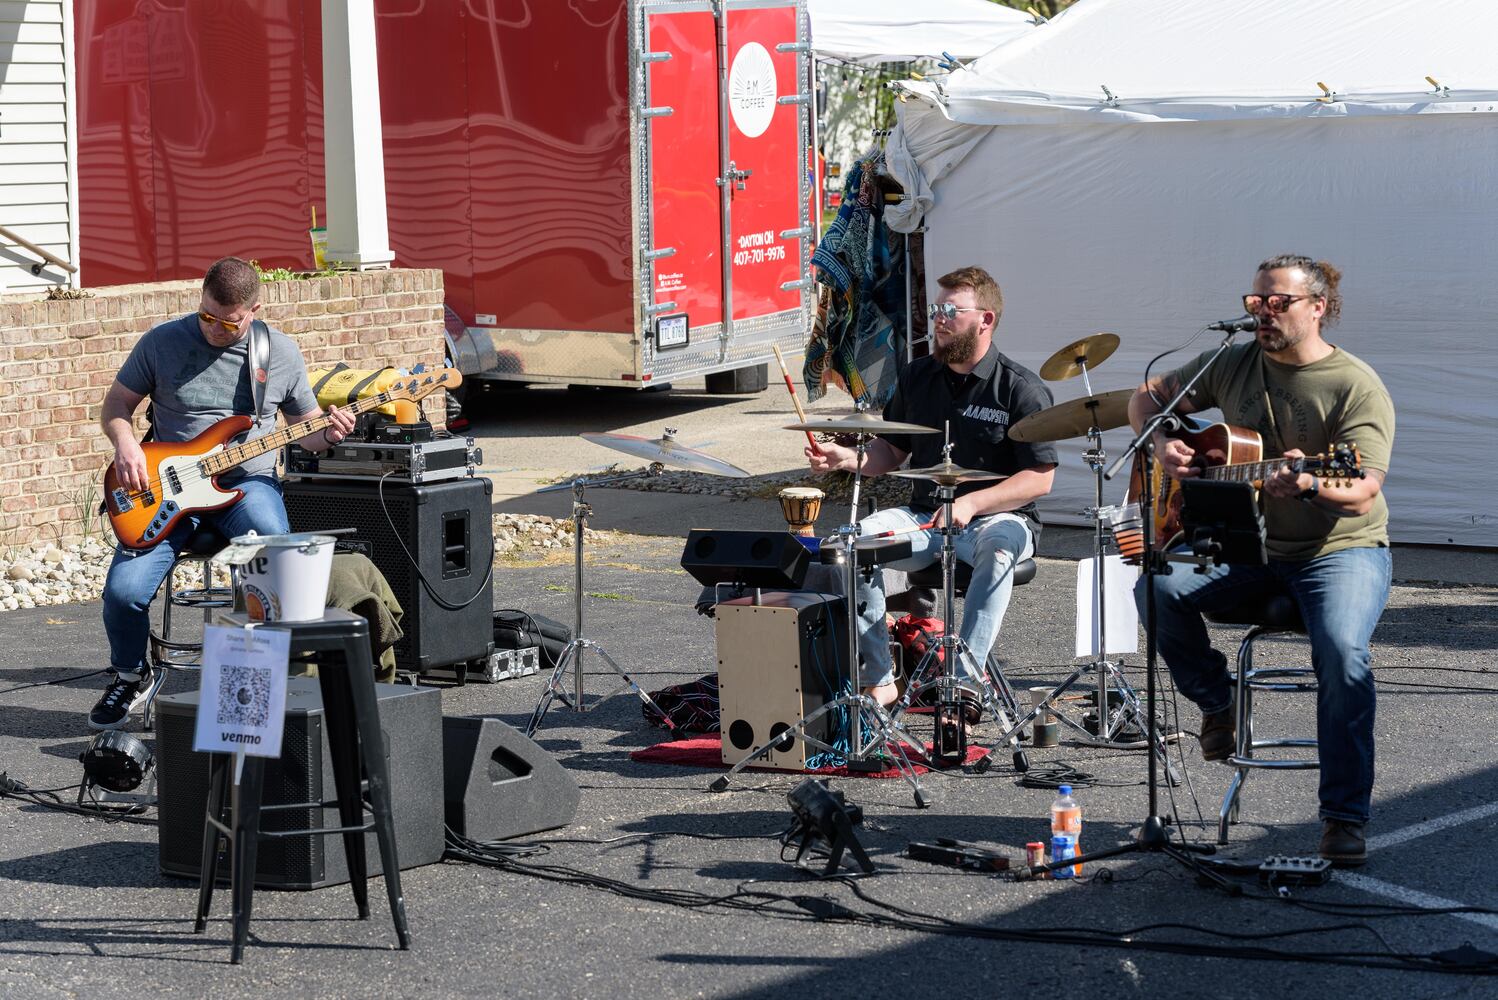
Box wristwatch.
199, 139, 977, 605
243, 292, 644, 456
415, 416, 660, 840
1296, 477, 1320, 503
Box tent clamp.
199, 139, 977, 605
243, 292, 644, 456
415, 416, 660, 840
1426, 76, 1451, 97
1100, 85, 1119, 108
1315, 81, 1341, 103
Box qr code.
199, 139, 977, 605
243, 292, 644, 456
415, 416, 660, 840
216, 664, 272, 727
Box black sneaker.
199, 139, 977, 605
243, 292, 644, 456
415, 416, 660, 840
88, 670, 152, 731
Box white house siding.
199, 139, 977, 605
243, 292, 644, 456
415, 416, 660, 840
0, 0, 78, 293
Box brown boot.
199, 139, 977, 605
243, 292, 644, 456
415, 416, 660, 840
1198, 709, 1236, 762
1319, 819, 1368, 867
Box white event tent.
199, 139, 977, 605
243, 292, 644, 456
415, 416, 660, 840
886, 0, 1498, 546
807, 0, 1034, 65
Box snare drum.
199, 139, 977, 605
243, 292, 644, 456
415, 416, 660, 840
778, 486, 824, 537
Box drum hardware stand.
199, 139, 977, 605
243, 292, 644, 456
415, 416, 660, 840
526, 465, 677, 738
884, 442, 1031, 773
1017, 328, 1249, 890
710, 413, 935, 807
988, 414, 1181, 785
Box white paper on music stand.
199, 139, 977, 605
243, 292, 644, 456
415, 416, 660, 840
194, 624, 291, 758
1074, 555, 1140, 658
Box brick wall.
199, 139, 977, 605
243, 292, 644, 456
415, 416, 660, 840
0, 268, 447, 547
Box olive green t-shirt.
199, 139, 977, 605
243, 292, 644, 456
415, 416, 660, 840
1167, 341, 1394, 561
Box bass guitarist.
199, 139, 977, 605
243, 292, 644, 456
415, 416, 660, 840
91, 257, 356, 730
1128, 254, 1394, 867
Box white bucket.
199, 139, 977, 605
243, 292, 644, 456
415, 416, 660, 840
232, 532, 337, 622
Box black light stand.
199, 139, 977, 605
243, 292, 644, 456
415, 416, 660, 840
1014, 329, 1248, 891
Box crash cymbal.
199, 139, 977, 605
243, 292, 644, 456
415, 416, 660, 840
889, 461, 1008, 487
1006, 388, 1135, 443
786, 412, 940, 435
1039, 333, 1121, 381
581, 431, 750, 477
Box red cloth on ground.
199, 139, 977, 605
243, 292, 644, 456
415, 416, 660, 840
630, 736, 988, 777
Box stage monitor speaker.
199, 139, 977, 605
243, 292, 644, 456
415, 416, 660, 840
715, 591, 849, 771
284, 476, 495, 673
155, 678, 446, 889
442, 716, 580, 841
679, 529, 809, 590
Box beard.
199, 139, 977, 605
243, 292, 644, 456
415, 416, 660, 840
1257, 326, 1302, 353
934, 326, 980, 366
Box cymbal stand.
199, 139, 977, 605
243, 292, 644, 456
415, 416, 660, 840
710, 421, 935, 807
526, 465, 677, 738
987, 413, 1180, 784
885, 444, 1031, 772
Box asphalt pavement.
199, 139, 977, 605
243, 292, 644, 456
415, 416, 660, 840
2, 380, 1496, 998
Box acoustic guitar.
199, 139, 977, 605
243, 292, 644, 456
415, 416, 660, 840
1126, 422, 1363, 552
103, 367, 461, 549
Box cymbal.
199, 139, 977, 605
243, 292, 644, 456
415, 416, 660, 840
786, 412, 940, 435
1039, 333, 1120, 381
581, 431, 750, 478
1006, 388, 1135, 443
890, 461, 1008, 486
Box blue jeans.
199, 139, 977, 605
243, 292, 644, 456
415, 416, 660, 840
854, 508, 1034, 688
102, 476, 290, 679
1135, 545, 1392, 824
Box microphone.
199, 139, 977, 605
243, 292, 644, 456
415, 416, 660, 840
1208, 315, 1259, 333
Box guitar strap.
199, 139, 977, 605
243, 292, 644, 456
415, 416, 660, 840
247, 319, 271, 427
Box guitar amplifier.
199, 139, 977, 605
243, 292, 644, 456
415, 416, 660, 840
284, 434, 481, 484
715, 591, 849, 771
283, 477, 494, 673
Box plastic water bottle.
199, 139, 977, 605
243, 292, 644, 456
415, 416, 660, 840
1051, 784, 1082, 877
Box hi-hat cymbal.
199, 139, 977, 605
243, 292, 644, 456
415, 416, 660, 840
785, 412, 940, 435
1006, 388, 1135, 443
581, 431, 750, 477
890, 461, 1008, 486
1039, 333, 1121, 381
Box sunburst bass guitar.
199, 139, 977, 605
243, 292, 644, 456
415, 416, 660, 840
1126, 422, 1363, 552
103, 367, 462, 549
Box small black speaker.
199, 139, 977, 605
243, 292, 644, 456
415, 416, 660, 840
442, 716, 580, 841
679, 529, 810, 590
154, 678, 445, 889
284, 477, 495, 673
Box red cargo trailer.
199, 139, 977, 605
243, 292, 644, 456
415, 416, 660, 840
75, 0, 813, 391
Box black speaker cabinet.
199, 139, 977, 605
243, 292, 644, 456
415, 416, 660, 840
714, 591, 849, 771
442, 716, 580, 841
679, 529, 810, 590
283, 476, 495, 672
155, 678, 445, 889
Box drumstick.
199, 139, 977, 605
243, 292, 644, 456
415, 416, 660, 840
771, 344, 821, 455
867, 519, 937, 539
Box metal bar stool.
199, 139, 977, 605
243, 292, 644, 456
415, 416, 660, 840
1205, 593, 1315, 845
140, 524, 236, 730
194, 609, 412, 964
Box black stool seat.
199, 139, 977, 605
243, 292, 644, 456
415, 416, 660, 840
195, 609, 411, 963
182, 523, 232, 556
906, 557, 1037, 593
1205, 594, 1304, 632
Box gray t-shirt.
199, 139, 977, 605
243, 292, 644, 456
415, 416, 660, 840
117, 314, 318, 481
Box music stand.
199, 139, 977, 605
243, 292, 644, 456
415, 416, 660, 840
1180, 480, 1268, 568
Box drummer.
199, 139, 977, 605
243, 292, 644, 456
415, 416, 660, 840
806, 266, 1057, 706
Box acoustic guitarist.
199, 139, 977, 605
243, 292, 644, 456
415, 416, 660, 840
91, 257, 356, 731
1128, 254, 1394, 867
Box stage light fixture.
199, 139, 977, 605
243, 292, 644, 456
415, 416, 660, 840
784, 778, 874, 876
79, 731, 156, 806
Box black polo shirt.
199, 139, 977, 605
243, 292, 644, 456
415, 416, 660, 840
879, 343, 1058, 535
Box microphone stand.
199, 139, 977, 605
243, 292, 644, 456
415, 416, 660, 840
1015, 328, 1244, 891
